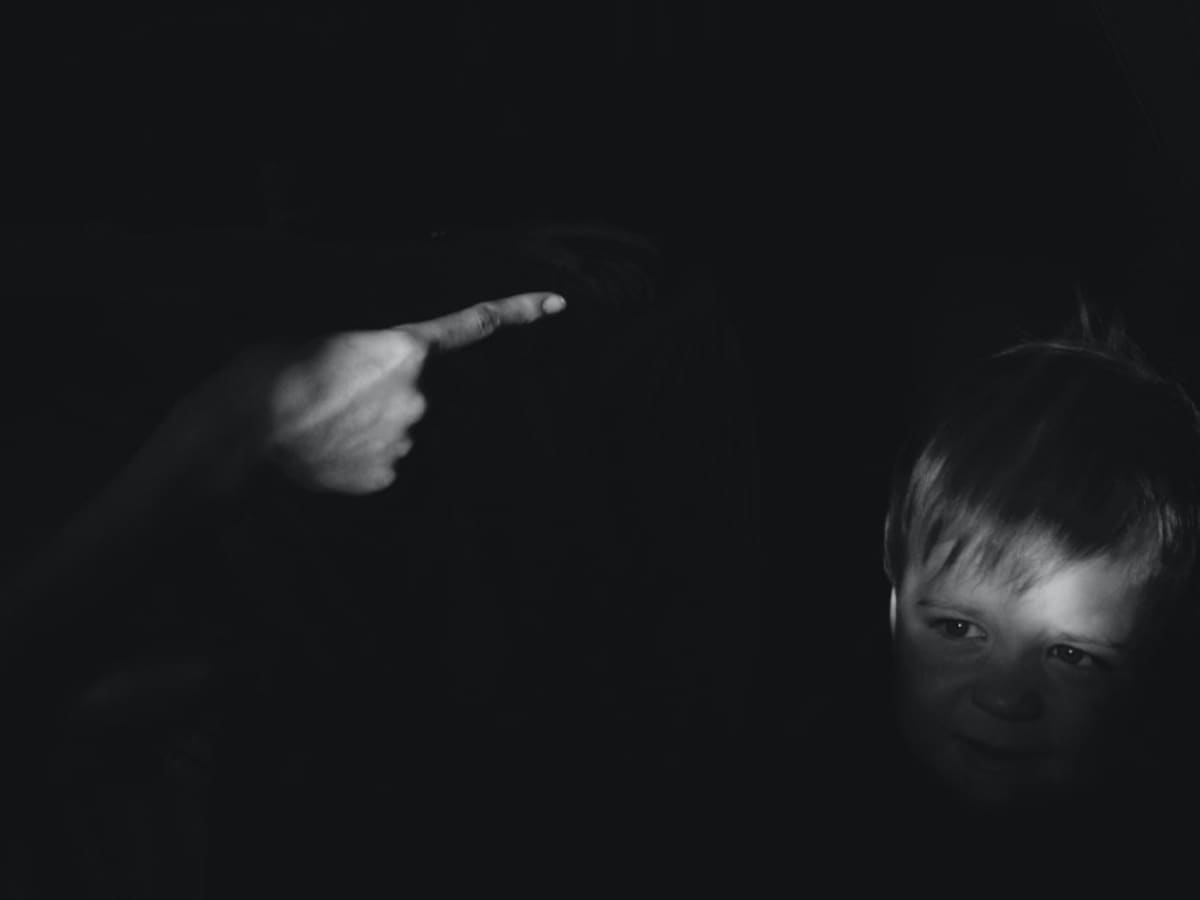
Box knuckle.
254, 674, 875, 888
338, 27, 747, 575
409, 392, 428, 420
473, 303, 503, 337
394, 330, 428, 365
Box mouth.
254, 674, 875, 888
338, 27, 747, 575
955, 735, 1051, 772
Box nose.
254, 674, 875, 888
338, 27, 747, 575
970, 658, 1045, 722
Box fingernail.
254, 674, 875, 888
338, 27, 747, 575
542, 294, 567, 315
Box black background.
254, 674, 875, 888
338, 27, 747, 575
6, 3, 1200, 484
4, 0, 1200, 888
7, 0, 1199, 614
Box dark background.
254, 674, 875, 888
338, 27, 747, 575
6, 0, 1200, 510
3, 0, 1200, 891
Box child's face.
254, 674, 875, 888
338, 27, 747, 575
891, 549, 1149, 809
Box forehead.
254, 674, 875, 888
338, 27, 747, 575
905, 549, 1149, 634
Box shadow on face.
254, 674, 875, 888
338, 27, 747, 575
890, 552, 1151, 812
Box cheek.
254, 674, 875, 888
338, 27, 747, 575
1044, 677, 1130, 749
893, 630, 978, 720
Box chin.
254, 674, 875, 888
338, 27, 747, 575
915, 737, 1075, 814
950, 769, 1049, 813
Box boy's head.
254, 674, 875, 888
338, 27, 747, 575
883, 314, 1200, 810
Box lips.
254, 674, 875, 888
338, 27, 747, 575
955, 735, 1051, 770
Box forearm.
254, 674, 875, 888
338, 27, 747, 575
0, 375, 263, 656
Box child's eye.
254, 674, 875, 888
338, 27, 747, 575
930, 618, 985, 641
1048, 645, 1110, 671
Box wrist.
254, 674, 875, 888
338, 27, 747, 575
149, 345, 283, 502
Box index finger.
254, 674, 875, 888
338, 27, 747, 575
399, 291, 567, 354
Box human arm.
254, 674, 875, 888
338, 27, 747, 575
0, 290, 568, 662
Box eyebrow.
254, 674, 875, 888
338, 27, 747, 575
914, 597, 1130, 653
915, 594, 973, 611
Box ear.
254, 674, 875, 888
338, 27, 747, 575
882, 513, 894, 584
883, 512, 899, 635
